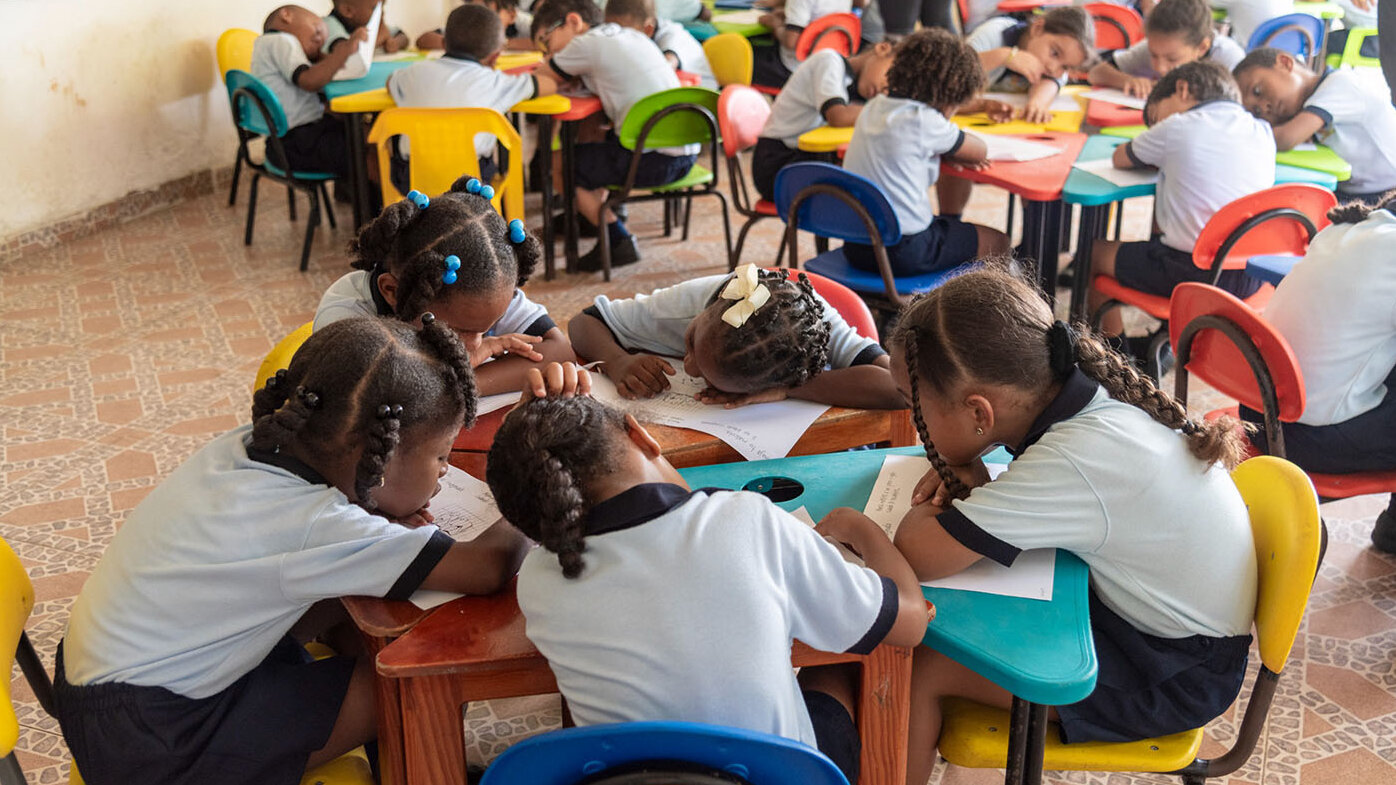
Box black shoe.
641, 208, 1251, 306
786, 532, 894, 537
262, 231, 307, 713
576, 235, 641, 272
333, 182, 354, 205
554, 212, 598, 238
1372, 502, 1396, 554
1123, 332, 1174, 378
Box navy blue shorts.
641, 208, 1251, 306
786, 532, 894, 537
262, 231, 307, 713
844, 217, 979, 277
53, 637, 356, 785
573, 131, 697, 192
751, 137, 824, 203
1239, 363, 1396, 475
803, 689, 860, 783
1056, 593, 1251, 744
280, 114, 350, 178
751, 42, 792, 90
1113, 238, 1262, 299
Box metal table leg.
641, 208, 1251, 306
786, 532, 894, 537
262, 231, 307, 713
537, 115, 556, 280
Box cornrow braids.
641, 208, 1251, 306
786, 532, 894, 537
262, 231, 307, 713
486, 395, 630, 578
700, 269, 832, 392
886, 28, 985, 110
903, 328, 973, 502
1327, 189, 1396, 224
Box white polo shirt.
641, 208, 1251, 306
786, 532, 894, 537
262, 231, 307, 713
1109, 35, 1246, 79
654, 19, 717, 90
517, 484, 897, 745
62, 426, 453, 699
967, 18, 1069, 93
250, 32, 325, 129
313, 270, 556, 337
1263, 208, 1396, 425
1122, 100, 1275, 253
937, 371, 1257, 640
388, 55, 539, 158
759, 49, 854, 149
1300, 68, 1396, 195
843, 95, 966, 236
585, 274, 886, 368
779, 0, 854, 73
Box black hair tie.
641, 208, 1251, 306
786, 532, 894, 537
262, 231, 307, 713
296, 385, 321, 410
376, 404, 404, 419
1047, 321, 1078, 378
420, 312, 436, 326
265, 369, 288, 390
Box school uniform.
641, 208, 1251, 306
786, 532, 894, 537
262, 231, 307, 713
966, 17, 1069, 93
654, 19, 718, 90
1298, 67, 1396, 201
313, 269, 556, 337
53, 426, 454, 784
550, 23, 697, 189
938, 369, 1257, 743
250, 32, 350, 177
841, 95, 979, 276
517, 484, 898, 782
583, 274, 887, 368
1115, 100, 1274, 298
1106, 35, 1246, 79
751, 0, 854, 89
752, 49, 856, 202
322, 8, 402, 53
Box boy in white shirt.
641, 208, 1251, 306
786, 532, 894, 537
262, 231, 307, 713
325, 0, 407, 54
752, 0, 855, 90
606, 0, 718, 89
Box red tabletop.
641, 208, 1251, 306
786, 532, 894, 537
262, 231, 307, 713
997, 0, 1069, 12
1085, 100, 1144, 128
554, 94, 603, 122
942, 131, 1087, 202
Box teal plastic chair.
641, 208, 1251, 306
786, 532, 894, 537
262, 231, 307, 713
225, 69, 338, 271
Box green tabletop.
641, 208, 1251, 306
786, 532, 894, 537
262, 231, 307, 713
1276, 145, 1352, 180
712, 9, 772, 37
1293, 1, 1344, 20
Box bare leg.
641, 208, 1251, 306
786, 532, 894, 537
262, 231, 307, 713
798, 663, 861, 718
574, 187, 617, 228
907, 647, 1033, 785
1089, 239, 1123, 336
936, 176, 974, 216
974, 224, 1011, 257
305, 656, 377, 770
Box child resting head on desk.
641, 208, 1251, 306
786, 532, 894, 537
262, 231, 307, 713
314, 176, 575, 396
53, 316, 529, 785
1087, 0, 1247, 99
840, 265, 1256, 785
568, 264, 906, 409
485, 362, 931, 785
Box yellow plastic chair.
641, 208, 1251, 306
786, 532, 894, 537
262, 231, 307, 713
367, 107, 524, 222
1326, 27, 1380, 68
217, 28, 257, 78
938, 455, 1322, 785
255, 321, 314, 391
703, 32, 754, 87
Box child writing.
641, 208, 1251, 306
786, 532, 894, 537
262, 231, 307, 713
1233, 48, 1396, 204
53, 316, 529, 784
1088, 0, 1246, 98
568, 265, 905, 409
485, 362, 930, 785
825, 265, 1255, 785
752, 0, 856, 91
315, 177, 575, 395
843, 29, 1010, 277
606, 0, 718, 90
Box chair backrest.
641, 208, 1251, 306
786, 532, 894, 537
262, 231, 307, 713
217, 28, 257, 79
774, 162, 901, 246
255, 321, 315, 391
1327, 27, 1380, 68
1084, 3, 1144, 50
779, 268, 879, 340
795, 13, 862, 61
225, 69, 289, 138
477, 721, 850, 785
1191, 183, 1334, 273
718, 85, 771, 159
617, 87, 722, 152
0, 538, 35, 758
704, 32, 755, 87
367, 107, 525, 220
1247, 13, 1326, 63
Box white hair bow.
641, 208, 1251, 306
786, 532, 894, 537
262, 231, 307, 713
719, 265, 772, 328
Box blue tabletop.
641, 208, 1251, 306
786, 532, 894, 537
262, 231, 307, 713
1246, 254, 1301, 285
678, 447, 1098, 706
323, 60, 416, 100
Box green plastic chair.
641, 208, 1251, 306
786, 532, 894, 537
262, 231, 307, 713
1325, 27, 1380, 68
591, 86, 733, 280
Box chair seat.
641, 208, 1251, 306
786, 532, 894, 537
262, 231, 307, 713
262, 159, 337, 181
1093, 275, 1274, 320
939, 697, 1204, 774
755, 198, 779, 215
804, 250, 968, 297
753, 84, 780, 96
608, 164, 714, 193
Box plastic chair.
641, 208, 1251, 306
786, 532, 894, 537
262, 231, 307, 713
255, 321, 315, 390
1091, 183, 1335, 382
718, 85, 784, 268
939, 454, 1322, 785
703, 32, 755, 87
477, 721, 850, 785
1169, 282, 1396, 505
366, 107, 524, 223
1326, 27, 1381, 68
1085, 2, 1144, 50
779, 268, 879, 341
794, 13, 862, 62
591, 87, 733, 280
217, 28, 260, 207
1247, 13, 1326, 66
226, 70, 338, 272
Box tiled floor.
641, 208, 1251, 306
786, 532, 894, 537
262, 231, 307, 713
2, 168, 1392, 785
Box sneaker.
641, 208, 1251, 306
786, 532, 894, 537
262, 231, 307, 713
576, 235, 641, 272
1372, 501, 1396, 554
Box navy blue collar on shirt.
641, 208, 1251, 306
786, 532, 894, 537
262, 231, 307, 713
246, 444, 330, 487
1003, 22, 1027, 48
582, 483, 713, 536
441, 52, 483, 63
1008, 368, 1100, 456
368, 266, 395, 317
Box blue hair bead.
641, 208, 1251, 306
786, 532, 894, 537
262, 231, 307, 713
406, 189, 429, 209
508, 219, 526, 244
442, 254, 461, 285
479, 184, 495, 200
465, 178, 482, 194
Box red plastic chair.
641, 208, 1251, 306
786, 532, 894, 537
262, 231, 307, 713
719, 85, 784, 267
777, 267, 879, 341
795, 12, 862, 61
1170, 282, 1396, 503
1085, 2, 1144, 50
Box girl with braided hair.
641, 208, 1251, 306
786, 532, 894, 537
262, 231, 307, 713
315, 174, 575, 395
54, 316, 528, 785
569, 264, 904, 408
818, 265, 1256, 785
486, 362, 930, 785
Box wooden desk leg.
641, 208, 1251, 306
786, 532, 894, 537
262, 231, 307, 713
400, 676, 474, 785
361, 634, 407, 785
856, 645, 912, 785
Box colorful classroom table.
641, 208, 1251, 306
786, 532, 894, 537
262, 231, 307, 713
1084, 99, 1143, 128
796, 124, 853, 155
711, 8, 772, 37
1245, 254, 1301, 285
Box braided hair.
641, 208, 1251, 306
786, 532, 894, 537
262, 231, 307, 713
486, 395, 629, 578
892, 265, 1245, 502
695, 269, 832, 393
251, 316, 478, 510
1326, 189, 1396, 224
348, 175, 543, 323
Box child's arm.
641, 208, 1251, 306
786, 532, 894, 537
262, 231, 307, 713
473, 327, 575, 396
978, 46, 1045, 84
958, 96, 1014, 122
816, 508, 937, 648
379, 25, 409, 53
1087, 62, 1153, 98
891, 502, 986, 581
416, 29, 445, 50
533, 71, 560, 97
785, 357, 906, 409
1269, 112, 1326, 151
823, 101, 863, 128
946, 131, 990, 168
417, 519, 530, 594
568, 312, 678, 398
297, 27, 370, 92
1021, 78, 1061, 124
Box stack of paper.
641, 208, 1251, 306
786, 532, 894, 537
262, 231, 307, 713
969, 132, 1064, 162
714, 9, 766, 25
1078, 88, 1147, 110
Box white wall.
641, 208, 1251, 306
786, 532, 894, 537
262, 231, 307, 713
0, 0, 450, 241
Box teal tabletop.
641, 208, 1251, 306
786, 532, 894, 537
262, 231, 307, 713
1063, 135, 1153, 206
323, 60, 416, 100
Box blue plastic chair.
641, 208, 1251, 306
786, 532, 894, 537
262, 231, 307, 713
225, 69, 338, 271
1247, 13, 1326, 66
477, 721, 849, 785
774, 162, 969, 317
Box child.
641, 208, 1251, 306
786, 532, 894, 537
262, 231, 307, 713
1089, 60, 1273, 338
325, 0, 407, 54
843, 29, 1010, 277
52, 316, 530, 784
1241, 194, 1396, 551
752, 0, 855, 90
531, 0, 697, 270
568, 265, 905, 409
751, 40, 897, 202
485, 363, 930, 785
251, 5, 369, 178
606, 0, 718, 90
419, 0, 537, 51
655, 0, 713, 24
315, 177, 575, 395
853, 266, 1256, 785
1233, 48, 1396, 204
1088, 0, 1246, 98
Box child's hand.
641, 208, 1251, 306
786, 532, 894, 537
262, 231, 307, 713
758, 11, 783, 28
911, 460, 991, 507
607, 354, 677, 398
1021, 100, 1053, 125
815, 507, 888, 558
521, 362, 592, 402
983, 99, 1014, 123
694, 386, 789, 408
1122, 76, 1154, 99
349, 26, 370, 46
471, 334, 544, 367
1005, 49, 1045, 83
393, 505, 436, 528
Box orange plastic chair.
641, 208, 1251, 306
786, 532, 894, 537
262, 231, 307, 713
1085, 3, 1144, 50
779, 268, 879, 341
794, 12, 862, 61
718, 85, 783, 268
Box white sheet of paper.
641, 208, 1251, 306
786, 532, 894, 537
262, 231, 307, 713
1072, 156, 1160, 188
969, 133, 1064, 162
922, 549, 1056, 601
408, 464, 501, 611
983, 91, 1081, 113
476, 391, 522, 417
1079, 88, 1147, 110
1292, 142, 1318, 151
861, 455, 1009, 537
716, 9, 768, 25
331, 1, 381, 81
587, 359, 830, 461
789, 506, 816, 526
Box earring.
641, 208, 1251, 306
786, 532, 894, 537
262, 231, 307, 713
976, 427, 984, 435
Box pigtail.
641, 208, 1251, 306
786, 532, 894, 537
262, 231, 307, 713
790, 273, 831, 383
393, 247, 448, 322
1327, 202, 1375, 225
511, 231, 542, 287
417, 314, 479, 428
534, 448, 589, 578
250, 393, 316, 453
349, 198, 418, 272
251, 370, 292, 422
903, 328, 973, 502
353, 412, 402, 510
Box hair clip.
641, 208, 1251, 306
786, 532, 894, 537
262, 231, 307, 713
443, 255, 461, 285
376, 403, 404, 419
421, 312, 436, 325
464, 178, 482, 194
508, 219, 526, 244
264, 368, 288, 390
719, 264, 771, 328
479, 184, 495, 200
295, 385, 321, 410
1046, 320, 1079, 377
406, 190, 430, 209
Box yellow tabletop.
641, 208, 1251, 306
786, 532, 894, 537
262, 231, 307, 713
495, 51, 544, 71
329, 87, 574, 116
796, 125, 854, 153
953, 110, 1084, 134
